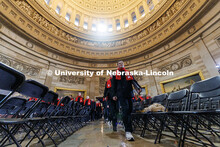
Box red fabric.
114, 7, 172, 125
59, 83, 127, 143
84, 99, 91, 106
79, 97, 83, 103
75, 96, 83, 103
139, 96, 145, 101
28, 97, 37, 101
107, 79, 112, 88
146, 96, 151, 99
116, 68, 133, 81
75, 96, 80, 102
96, 103, 101, 107
57, 98, 64, 106
132, 96, 137, 100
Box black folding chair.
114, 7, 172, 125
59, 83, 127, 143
132, 93, 168, 138
0, 62, 25, 106
0, 79, 48, 147
155, 89, 189, 145
179, 76, 220, 147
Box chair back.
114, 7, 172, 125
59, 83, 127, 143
0, 97, 26, 118
190, 76, 220, 110
167, 89, 189, 111
0, 63, 25, 105
151, 93, 168, 106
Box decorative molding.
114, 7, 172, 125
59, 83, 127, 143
0, 54, 41, 76
59, 75, 85, 84
159, 55, 192, 72
215, 36, 220, 48
0, 0, 213, 61
26, 41, 33, 48
134, 75, 143, 81
99, 77, 106, 95
13, 0, 186, 48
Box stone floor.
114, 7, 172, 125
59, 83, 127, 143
58, 120, 159, 147
5, 119, 220, 147
58, 119, 220, 147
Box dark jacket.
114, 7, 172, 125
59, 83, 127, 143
111, 74, 141, 99
103, 79, 114, 100
91, 101, 96, 110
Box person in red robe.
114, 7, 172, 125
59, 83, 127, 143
84, 96, 91, 107
90, 99, 96, 121
132, 96, 138, 102
146, 94, 151, 99
75, 92, 84, 105
96, 101, 102, 119
138, 95, 145, 102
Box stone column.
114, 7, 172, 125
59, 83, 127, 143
51, 1, 59, 10
80, 14, 84, 27
112, 18, 116, 31
193, 37, 219, 77
127, 12, 132, 25
44, 62, 56, 88
148, 63, 159, 96
120, 15, 124, 29
88, 17, 92, 30
135, 7, 140, 20
143, 0, 149, 13
61, 3, 68, 17
71, 9, 76, 24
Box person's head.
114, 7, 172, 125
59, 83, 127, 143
86, 96, 89, 99
91, 99, 94, 101
78, 92, 81, 96
117, 61, 124, 69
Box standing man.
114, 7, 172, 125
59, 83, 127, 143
102, 97, 109, 122
104, 76, 118, 130
75, 92, 84, 106
111, 61, 142, 141
90, 99, 96, 121
84, 96, 91, 107
96, 101, 102, 119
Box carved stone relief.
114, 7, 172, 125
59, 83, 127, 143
0, 54, 41, 76
159, 55, 192, 72
14, 0, 187, 48
99, 77, 106, 95
59, 75, 85, 84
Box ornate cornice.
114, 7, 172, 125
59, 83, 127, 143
0, 0, 216, 62
0, 53, 41, 76
31, 0, 169, 40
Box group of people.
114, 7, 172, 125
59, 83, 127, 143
132, 94, 152, 102
56, 93, 103, 121
102, 60, 142, 141
56, 60, 143, 141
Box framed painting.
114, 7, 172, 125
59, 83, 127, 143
54, 87, 87, 98
160, 70, 205, 93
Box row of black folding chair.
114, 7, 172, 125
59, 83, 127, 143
178, 76, 220, 147
131, 93, 168, 138
0, 62, 89, 146
133, 76, 220, 147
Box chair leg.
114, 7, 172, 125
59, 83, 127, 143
0, 125, 22, 147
